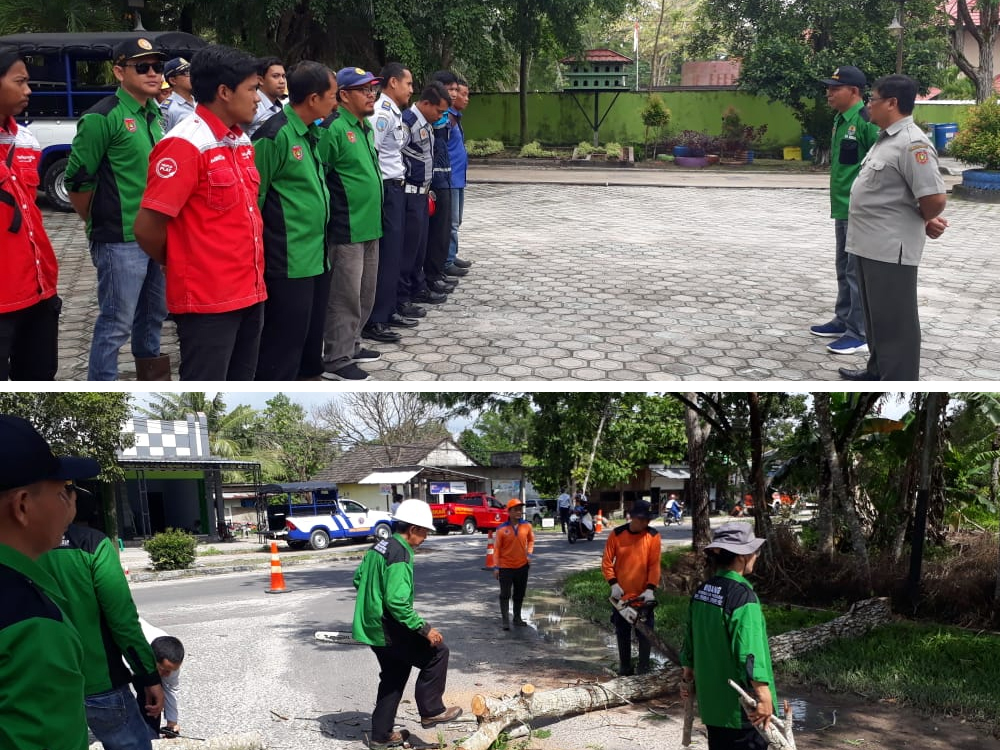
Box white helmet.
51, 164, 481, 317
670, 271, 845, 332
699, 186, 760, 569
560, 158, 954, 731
393, 499, 434, 531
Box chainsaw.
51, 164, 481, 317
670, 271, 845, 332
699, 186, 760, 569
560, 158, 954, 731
159, 727, 206, 741
608, 595, 682, 666
314, 630, 365, 646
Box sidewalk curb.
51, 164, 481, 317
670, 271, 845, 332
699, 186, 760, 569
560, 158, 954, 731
128, 550, 369, 583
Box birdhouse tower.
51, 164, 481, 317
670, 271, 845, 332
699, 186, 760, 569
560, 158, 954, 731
560, 49, 633, 91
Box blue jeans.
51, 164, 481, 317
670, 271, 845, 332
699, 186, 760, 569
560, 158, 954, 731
832, 219, 865, 341
447, 187, 465, 265
85, 683, 154, 750
87, 241, 167, 380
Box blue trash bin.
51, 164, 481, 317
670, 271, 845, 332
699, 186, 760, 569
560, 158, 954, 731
801, 135, 816, 161
934, 123, 958, 153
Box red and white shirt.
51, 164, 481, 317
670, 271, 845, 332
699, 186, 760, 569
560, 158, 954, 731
140, 104, 266, 314
0, 117, 57, 314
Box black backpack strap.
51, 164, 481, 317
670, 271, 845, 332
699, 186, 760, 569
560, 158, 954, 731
0, 137, 24, 234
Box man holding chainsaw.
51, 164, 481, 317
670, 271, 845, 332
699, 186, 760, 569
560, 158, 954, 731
680, 523, 777, 750
493, 498, 535, 630
602, 499, 661, 676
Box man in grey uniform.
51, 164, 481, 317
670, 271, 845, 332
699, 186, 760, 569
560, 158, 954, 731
839, 74, 948, 381
159, 58, 195, 132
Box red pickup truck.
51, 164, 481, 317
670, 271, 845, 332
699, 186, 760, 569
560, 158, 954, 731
431, 492, 508, 535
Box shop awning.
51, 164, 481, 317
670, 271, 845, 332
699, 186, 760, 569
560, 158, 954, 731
359, 469, 422, 485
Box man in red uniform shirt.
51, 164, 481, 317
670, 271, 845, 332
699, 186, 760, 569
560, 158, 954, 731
602, 499, 662, 676
0, 46, 61, 380
135, 45, 266, 381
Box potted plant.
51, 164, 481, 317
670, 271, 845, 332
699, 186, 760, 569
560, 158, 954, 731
719, 106, 767, 163
671, 131, 715, 167
949, 99, 1000, 199
640, 94, 672, 159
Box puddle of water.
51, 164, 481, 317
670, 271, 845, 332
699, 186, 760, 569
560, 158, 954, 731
783, 697, 839, 733
525, 592, 669, 671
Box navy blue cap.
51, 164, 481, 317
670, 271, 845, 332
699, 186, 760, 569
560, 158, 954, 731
0, 415, 100, 491
818, 66, 867, 88
336, 67, 381, 89
164, 57, 191, 80
630, 500, 653, 520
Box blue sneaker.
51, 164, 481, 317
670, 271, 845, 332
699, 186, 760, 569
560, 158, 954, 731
810, 321, 846, 337
827, 335, 869, 355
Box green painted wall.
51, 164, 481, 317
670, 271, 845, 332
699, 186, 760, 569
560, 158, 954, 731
463, 92, 977, 149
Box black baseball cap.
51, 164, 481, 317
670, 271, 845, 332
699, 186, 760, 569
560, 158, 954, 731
0, 415, 101, 492
163, 57, 191, 80
818, 66, 867, 89
113, 37, 167, 66
630, 500, 654, 520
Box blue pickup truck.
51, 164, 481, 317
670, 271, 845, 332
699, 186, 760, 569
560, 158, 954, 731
263, 482, 393, 551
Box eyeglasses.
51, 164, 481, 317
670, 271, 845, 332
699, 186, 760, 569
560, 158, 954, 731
122, 61, 165, 74
868, 96, 893, 104
348, 87, 377, 96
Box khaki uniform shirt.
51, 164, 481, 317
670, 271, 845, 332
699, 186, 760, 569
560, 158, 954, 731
847, 115, 945, 267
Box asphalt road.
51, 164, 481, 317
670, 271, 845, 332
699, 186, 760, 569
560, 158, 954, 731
128, 527, 694, 750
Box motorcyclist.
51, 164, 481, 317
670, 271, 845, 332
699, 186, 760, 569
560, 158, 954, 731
666, 494, 682, 522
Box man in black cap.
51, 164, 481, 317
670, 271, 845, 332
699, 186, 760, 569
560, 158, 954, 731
601, 499, 661, 675
809, 65, 880, 360
0, 415, 101, 750
680, 522, 776, 749
160, 57, 195, 132
65, 37, 170, 381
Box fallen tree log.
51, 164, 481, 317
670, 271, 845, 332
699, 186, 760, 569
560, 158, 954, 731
462, 597, 892, 750
90, 732, 264, 750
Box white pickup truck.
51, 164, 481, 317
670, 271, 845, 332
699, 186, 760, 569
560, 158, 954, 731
0, 30, 206, 210
284, 498, 394, 551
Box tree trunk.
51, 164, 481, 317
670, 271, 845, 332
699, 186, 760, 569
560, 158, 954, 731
463, 598, 892, 750
581, 396, 614, 495
993, 427, 1000, 601
649, 0, 668, 90
748, 393, 769, 539
518, 40, 529, 146
683, 393, 712, 551
812, 394, 836, 558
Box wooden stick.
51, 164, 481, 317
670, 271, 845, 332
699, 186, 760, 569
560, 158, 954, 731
727, 679, 793, 750
681, 679, 694, 746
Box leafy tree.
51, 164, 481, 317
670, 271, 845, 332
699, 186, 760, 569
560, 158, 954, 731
0, 392, 133, 538
0, 0, 116, 33
457, 400, 536, 466
949, 0, 1000, 102
687, 0, 948, 153
252, 394, 338, 482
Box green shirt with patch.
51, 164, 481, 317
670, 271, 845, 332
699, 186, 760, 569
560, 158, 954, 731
681, 569, 778, 729
317, 109, 383, 245
252, 105, 331, 279
352, 533, 429, 646
65, 88, 163, 243
829, 101, 880, 220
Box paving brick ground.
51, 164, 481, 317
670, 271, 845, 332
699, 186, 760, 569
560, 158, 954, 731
44, 166, 1000, 381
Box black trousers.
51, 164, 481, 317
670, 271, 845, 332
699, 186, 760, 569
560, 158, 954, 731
370, 631, 449, 743
423, 187, 452, 282
397, 192, 429, 306
174, 303, 264, 381
498, 564, 530, 616
369, 183, 405, 324
255, 272, 331, 380
857, 255, 920, 380
559, 507, 570, 532
0, 295, 60, 380
706, 720, 769, 750
611, 606, 654, 674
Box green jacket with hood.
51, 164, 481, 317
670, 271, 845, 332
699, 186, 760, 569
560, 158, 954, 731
0, 543, 88, 750
352, 533, 430, 646
37, 524, 161, 696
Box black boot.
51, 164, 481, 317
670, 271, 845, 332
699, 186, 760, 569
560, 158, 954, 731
617, 634, 633, 676
637, 638, 652, 675
500, 597, 510, 630
513, 601, 527, 626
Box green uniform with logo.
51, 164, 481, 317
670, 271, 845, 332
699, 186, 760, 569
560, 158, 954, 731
353, 533, 430, 645
0, 544, 88, 750
318, 110, 383, 245
252, 105, 331, 278
830, 101, 880, 220
680, 570, 777, 730
65, 88, 164, 243
37, 525, 161, 696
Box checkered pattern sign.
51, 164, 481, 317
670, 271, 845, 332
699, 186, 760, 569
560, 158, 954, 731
119, 413, 211, 459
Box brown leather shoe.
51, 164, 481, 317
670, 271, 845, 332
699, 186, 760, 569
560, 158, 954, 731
420, 706, 463, 728
369, 729, 409, 749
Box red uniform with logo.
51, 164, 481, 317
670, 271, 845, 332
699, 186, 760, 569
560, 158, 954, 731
0, 117, 58, 314
140, 104, 266, 314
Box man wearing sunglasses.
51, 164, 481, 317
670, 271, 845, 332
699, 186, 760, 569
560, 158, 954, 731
65, 38, 170, 382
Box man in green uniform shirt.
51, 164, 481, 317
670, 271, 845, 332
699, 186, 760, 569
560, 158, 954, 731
681, 523, 776, 750
0, 415, 100, 750
252, 61, 337, 380
353, 499, 461, 749
65, 37, 170, 381
318, 67, 385, 381
809, 65, 881, 358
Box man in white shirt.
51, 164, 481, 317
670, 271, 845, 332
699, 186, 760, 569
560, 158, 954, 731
246, 56, 286, 137
135, 618, 184, 738
557, 488, 571, 533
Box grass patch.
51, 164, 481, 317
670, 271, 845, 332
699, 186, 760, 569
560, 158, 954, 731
562, 548, 836, 649
195, 546, 261, 556
779, 622, 1000, 726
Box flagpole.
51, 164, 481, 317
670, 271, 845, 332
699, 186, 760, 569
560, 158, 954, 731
634, 20, 640, 91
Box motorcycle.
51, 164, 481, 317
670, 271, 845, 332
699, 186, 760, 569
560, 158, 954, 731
567, 506, 595, 544
663, 505, 684, 526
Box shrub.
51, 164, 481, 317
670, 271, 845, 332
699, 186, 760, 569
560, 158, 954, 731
519, 141, 557, 158
641, 94, 672, 131
466, 138, 504, 157
605, 142, 623, 160
144, 528, 197, 571
719, 106, 768, 156
948, 99, 1000, 170
575, 140, 599, 155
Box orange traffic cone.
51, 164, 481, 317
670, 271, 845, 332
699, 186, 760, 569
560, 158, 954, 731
595, 509, 604, 534
482, 530, 495, 570
265, 541, 290, 594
